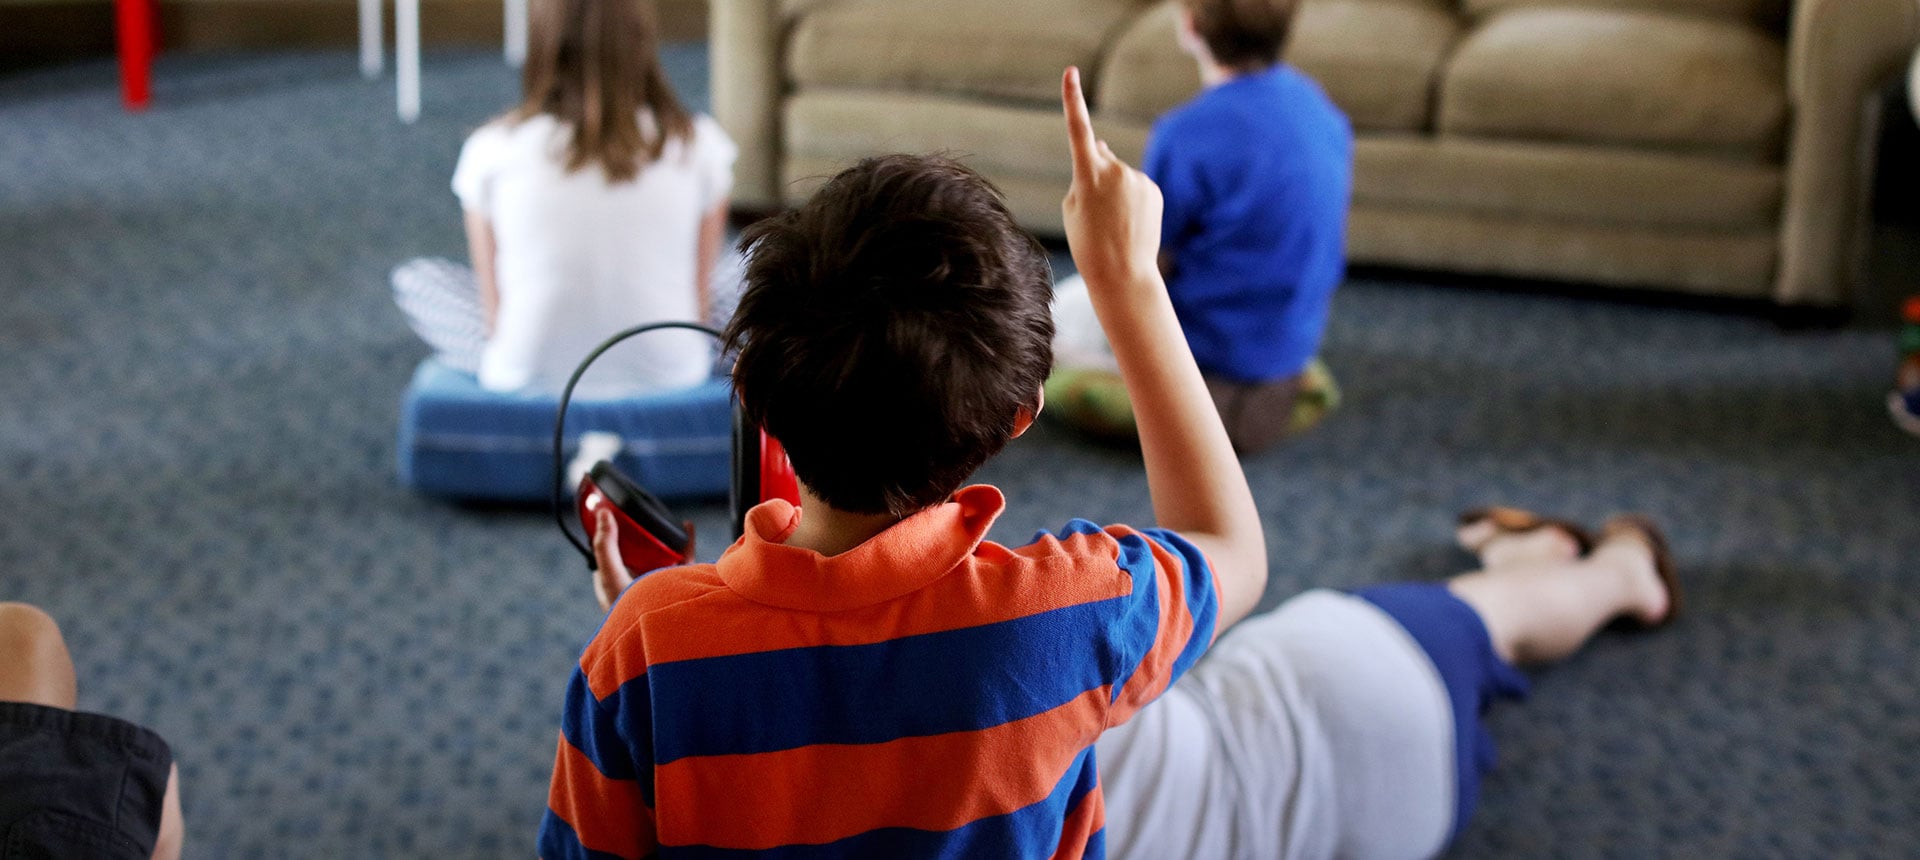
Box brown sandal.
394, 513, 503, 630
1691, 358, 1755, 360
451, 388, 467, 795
1456, 506, 1595, 556
1600, 514, 1684, 629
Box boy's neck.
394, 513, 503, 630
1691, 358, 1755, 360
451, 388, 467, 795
783, 486, 907, 557
1198, 59, 1274, 89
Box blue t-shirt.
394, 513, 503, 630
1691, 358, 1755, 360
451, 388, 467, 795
1144, 64, 1353, 384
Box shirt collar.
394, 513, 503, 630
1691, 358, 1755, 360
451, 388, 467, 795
714, 485, 1006, 612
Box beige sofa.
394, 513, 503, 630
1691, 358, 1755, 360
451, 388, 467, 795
714, 0, 1918, 307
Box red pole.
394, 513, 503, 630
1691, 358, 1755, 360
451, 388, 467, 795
116, 0, 155, 111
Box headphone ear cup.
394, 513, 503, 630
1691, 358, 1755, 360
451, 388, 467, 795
730, 399, 759, 540
759, 432, 799, 509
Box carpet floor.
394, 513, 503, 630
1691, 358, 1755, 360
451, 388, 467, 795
1, 47, 1916, 858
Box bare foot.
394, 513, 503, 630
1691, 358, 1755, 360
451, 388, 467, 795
1591, 516, 1677, 627
1456, 507, 1589, 570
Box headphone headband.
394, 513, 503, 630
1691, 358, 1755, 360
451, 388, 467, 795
551, 322, 725, 564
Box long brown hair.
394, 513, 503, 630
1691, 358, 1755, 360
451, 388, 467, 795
511, 0, 693, 182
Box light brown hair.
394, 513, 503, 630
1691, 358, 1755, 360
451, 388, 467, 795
511, 0, 693, 182
1183, 0, 1301, 71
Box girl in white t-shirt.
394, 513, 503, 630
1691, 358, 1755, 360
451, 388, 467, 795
392, 0, 737, 398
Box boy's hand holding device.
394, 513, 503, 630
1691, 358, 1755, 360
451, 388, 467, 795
591, 506, 636, 612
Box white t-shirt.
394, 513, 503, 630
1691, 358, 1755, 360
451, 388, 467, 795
452, 111, 737, 397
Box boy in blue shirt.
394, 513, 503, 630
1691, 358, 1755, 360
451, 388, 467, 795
1050, 0, 1351, 453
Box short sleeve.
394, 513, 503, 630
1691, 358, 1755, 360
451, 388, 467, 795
451, 123, 507, 216
1036, 520, 1220, 728
689, 115, 738, 212
1144, 117, 1205, 253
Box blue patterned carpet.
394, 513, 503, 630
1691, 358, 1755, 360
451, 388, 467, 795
2, 48, 1917, 858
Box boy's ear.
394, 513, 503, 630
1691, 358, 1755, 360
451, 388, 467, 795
1011, 387, 1045, 439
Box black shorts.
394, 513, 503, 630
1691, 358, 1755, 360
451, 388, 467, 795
0, 701, 172, 859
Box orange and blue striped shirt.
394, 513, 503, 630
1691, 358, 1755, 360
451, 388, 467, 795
539, 484, 1219, 859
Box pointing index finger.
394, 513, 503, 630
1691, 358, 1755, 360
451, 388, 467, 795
1062, 66, 1099, 180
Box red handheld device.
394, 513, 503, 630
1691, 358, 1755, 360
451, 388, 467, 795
576, 461, 694, 574
575, 417, 797, 574
555, 322, 800, 575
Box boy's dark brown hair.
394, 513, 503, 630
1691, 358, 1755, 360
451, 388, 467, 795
1183, 0, 1301, 71
724, 155, 1055, 518
513, 0, 692, 182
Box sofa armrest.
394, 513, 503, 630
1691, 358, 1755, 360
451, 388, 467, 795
712, 0, 785, 211
1777, 0, 1919, 306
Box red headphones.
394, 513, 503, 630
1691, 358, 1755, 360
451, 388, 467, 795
553, 322, 799, 574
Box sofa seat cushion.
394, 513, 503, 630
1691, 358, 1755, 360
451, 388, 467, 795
1439, 8, 1787, 160
1463, 0, 1787, 31
1353, 136, 1782, 230
1348, 204, 1777, 296
787, 0, 1147, 107
1098, 0, 1462, 132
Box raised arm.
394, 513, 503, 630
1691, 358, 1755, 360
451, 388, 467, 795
1059, 67, 1267, 628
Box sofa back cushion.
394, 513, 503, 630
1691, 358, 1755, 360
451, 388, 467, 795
787, 0, 1151, 106
1438, 7, 1788, 160
1462, 0, 1787, 30
1099, 0, 1462, 133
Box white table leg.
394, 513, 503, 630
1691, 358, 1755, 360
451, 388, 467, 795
357, 0, 383, 79
396, 0, 420, 122
504, 0, 528, 68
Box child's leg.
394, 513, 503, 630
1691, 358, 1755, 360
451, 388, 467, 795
1200, 374, 1294, 453
1101, 521, 1676, 858
1444, 521, 1672, 665
1199, 359, 1340, 454
1455, 507, 1589, 571
1346, 582, 1527, 849
391, 257, 486, 373
1351, 519, 1673, 842
0, 602, 77, 709
0, 603, 185, 859
154, 762, 184, 860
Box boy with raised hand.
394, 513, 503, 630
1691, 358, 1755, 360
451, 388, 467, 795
546, 68, 1679, 860
540, 64, 1262, 859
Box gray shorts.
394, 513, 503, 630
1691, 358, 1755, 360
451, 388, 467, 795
1098, 590, 1457, 860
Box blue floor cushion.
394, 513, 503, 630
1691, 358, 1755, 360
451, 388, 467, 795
397, 358, 733, 502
